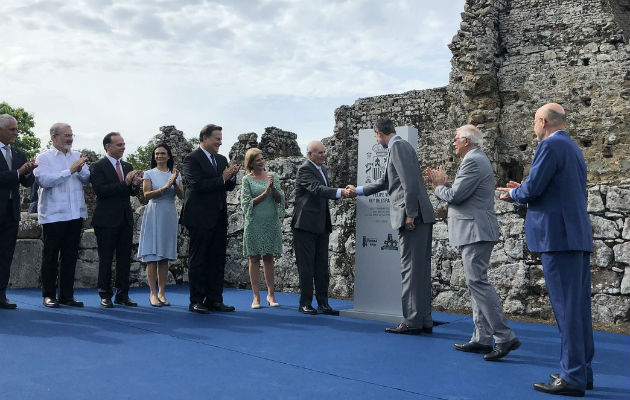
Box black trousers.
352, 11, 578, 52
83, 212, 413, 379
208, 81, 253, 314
187, 216, 228, 305
0, 201, 19, 296
41, 218, 83, 300
94, 223, 133, 300
292, 228, 329, 307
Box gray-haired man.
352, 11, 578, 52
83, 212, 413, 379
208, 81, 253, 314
0, 114, 36, 309
34, 123, 90, 308
427, 124, 519, 360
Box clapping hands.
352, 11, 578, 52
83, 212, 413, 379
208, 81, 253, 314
425, 165, 448, 187
496, 180, 521, 201
18, 158, 38, 176
222, 162, 240, 181
125, 170, 143, 186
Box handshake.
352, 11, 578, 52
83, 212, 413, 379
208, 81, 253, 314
341, 185, 357, 198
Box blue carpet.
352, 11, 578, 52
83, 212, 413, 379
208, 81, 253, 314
1, 286, 628, 399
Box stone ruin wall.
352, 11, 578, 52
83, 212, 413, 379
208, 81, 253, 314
324, 0, 630, 325
8, 0, 630, 326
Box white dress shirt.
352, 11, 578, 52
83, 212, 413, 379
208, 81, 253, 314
308, 160, 342, 198
0, 142, 18, 178
34, 148, 90, 224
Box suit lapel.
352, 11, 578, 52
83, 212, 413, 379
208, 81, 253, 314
0, 146, 10, 171
102, 157, 121, 182
308, 161, 327, 186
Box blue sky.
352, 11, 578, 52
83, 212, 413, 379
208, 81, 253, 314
1, 0, 465, 156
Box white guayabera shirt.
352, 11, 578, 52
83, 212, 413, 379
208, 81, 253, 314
33, 148, 91, 224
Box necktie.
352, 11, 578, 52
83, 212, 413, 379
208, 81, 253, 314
5, 146, 13, 199
4, 145, 12, 170
319, 167, 328, 186
115, 160, 124, 182
210, 154, 217, 169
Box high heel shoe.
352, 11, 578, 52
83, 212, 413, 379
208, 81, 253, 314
150, 297, 162, 307
251, 301, 261, 309
266, 296, 279, 307
158, 297, 171, 306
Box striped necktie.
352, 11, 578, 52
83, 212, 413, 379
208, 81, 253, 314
4, 145, 12, 170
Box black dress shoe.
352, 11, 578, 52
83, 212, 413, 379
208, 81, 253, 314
422, 326, 433, 334
189, 303, 210, 314
100, 298, 114, 308
298, 305, 317, 315
550, 374, 593, 390
114, 297, 138, 307
0, 298, 18, 309
484, 337, 521, 361
43, 297, 60, 308
385, 323, 422, 335
59, 298, 84, 307
317, 304, 339, 315
454, 341, 493, 354
534, 378, 585, 397
209, 302, 235, 312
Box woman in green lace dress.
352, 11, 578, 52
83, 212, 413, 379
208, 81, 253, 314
241, 148, 285, 309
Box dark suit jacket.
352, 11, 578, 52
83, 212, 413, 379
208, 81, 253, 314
291, 160, 337, 234
0, 145, 34, 222
180, 148, 236, 229
90, 157, 138, 228
511, 130, 593, 253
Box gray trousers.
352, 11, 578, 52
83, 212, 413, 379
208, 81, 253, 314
398, 222, 433, 329
461, 241, 514, 345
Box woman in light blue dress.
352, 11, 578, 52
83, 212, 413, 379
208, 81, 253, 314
137, 143, 184, 307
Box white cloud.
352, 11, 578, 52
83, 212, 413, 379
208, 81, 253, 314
1, 0, 465, 156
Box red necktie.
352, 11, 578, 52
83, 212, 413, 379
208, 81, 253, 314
115, 160, 124, 182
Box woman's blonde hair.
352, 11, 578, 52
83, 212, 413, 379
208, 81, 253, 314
244, 148, 264, 173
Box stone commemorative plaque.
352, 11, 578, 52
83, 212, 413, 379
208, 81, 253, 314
340, 126, 418, 323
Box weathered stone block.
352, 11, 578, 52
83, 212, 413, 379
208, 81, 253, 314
433, 222, 449, 240
590, 215, 619, 239
622, 218, 630, 240
74, 260, 98, 288
78, 248, 99, 263
591, 240, 614, 268
606, 187, 630, 212
504, 237, 523, 259
613, 242, 630, 265
591, 294, 630, 324
8, 239, 42, 288
80, 229, 97, 249
620, 267, 630, 295
449, 259, 466, 287
17, 213, 41, 239
587, 186, 605, 213
591, 268, 621, 294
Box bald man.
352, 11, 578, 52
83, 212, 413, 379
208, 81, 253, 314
291, 141, 354, 315
498, 103, 594, 397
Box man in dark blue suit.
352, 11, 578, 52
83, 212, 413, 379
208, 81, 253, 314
498, 103, 594, 397
0, 114, 36, 309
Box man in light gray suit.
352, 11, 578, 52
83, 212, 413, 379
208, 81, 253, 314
292, 141, 355, 315
427, 124, 520, 360
351, 117, 435, 334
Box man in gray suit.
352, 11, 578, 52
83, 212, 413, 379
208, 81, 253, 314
351, 118, 435, 334
427, 124, 520, 360
292, 141, 355, 315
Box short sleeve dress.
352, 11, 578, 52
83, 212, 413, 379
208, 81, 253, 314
241, 171, 285, 257
137, 168, 182, 262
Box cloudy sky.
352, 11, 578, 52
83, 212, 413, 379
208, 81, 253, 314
2, 0, 465, 158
